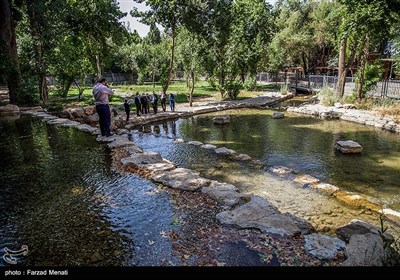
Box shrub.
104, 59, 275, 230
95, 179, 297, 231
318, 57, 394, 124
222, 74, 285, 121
317, 86, 339, 106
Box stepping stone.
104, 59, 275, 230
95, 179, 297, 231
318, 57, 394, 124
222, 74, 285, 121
335, 140, 363, 154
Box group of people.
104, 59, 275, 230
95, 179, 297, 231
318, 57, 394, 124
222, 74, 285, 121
93, 77, 177, 136
128, 91, 175, 118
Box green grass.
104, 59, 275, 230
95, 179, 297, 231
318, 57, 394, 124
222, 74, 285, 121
44, 80, 281, 111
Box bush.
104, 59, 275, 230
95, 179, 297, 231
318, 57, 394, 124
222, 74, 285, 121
280, 84, 289, 95
317, 86, 339, 106
225, 81, 243, 100
17, 76, 39, 105
243, 76, 256, 91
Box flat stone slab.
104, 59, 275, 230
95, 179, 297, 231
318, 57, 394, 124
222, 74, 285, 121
216, 196, 306, 237
123, 145, 144, 154
174, 138, 185, 143
107, 138, 134, 149
304, 233, 346, 260
234, 154, 252, 161
270, 166, 295, 176
77, 124, 98, 134
121, 152, 164, 166
61, 120, 81, 127
294, 174, 320, 185
0, 104, 20, 115
202, 181, 249, 207
150, 167, 211, 191
201, 144, 217, 150
145, 162, 176, 172
215, 147, 236, 155
188, 141, 203, 146
335, 140, 363, 154
312, 183, 340, 196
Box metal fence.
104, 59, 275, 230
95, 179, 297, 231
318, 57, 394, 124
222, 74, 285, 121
256, 72, 400, 99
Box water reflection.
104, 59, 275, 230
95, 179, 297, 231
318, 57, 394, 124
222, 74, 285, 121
0, 116, 176, 266
131, 109, 400, 235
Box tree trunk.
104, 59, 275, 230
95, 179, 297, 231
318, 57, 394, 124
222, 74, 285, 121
0, 0, 20, 104
162, 24, 176, 94
337, 38, 347, 97
27, 1, 48, 104
96, 54, 102, 78
152, 69, 156, 88
356, 36, 369, 100
189, 69, 194, 107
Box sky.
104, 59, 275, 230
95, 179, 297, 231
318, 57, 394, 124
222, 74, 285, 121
117, 0, 277, 38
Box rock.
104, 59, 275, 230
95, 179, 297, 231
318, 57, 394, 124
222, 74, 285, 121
216, 196, 304, 237
335, 219, 393, 243
107, 138, 134, 149
334, 191, 382, 212
47, 118, 69, 125
312, 183, 340, 196
59, 110, 72, 119
294, 174, 320, 185
150, 167, 211, 191
83, 106, 95, 115
61, 120, 81, 127
304, 233, 346, 260
116, 129, 129, 135
213, 115, 230, 125
342, 233, 384, 266
272, 112, 284, 119
0, 104, 20, 115
121, 152, 164, 166
123, 145, 143, 154
82, 114, 99, 126
145, 162, 176, 172
174, 138, 185, 143
188, 141, 203, 146
77, 124, 98, 134
70, 107, 85, 118
202, 181, 249, 207
343, 103, 357, 109
234, 154, 252, 161
335, 140, 363, 154
201, 144, 217, 150
270, 166, 295, 176
334, 102, 343, 108
215, 147, 236, 155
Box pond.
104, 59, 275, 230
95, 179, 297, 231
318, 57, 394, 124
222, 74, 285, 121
0, 116, 178, 266
131, 109, 400, 235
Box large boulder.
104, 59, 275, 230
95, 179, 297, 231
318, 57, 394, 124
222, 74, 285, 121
335, 219, 393, 243
335, 140, 363, 154
304, 233, 346, 260
342, 233, 384, 266
0, 104, 20, 115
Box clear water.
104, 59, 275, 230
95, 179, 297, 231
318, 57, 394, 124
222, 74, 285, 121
0, 116, 177, 266
131, 109, 400, 236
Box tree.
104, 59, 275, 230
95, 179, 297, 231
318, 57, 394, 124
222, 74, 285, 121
132, 0, 186, 94
337, 0, 400, 99
176, 28, 205, 106
0, 0, 21, 104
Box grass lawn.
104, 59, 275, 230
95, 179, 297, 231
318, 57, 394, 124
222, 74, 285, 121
44, 81, 281, 112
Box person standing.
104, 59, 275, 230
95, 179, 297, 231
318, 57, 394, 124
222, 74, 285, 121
124, 98, 131, 122
169, 92, 175, 112
134, 92, 141, 116
93, 77, 114, 137
152, 92, 158, 114
140, 93, 148, 114
160, 92, 167, 112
